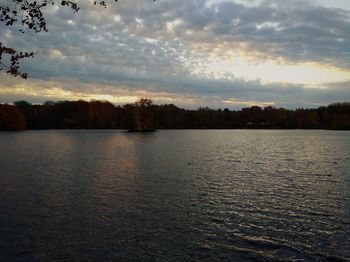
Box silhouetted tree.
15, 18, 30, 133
2, 100, 350, 131
0, 104, 26, 130
133, 98, 155, 130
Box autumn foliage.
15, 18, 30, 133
1, 100, 349, 131
0, 104, 26, 131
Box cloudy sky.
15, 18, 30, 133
0, 0, 349, 108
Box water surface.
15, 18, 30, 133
0, 130, 349, 261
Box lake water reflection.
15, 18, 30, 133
0, 130, 349, 261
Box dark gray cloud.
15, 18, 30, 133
110, 0, 350, 67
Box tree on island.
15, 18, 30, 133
0, 0, 155, 78
131, 98, 156, 131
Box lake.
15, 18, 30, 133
0, 130, 349, 261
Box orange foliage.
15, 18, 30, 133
0, 104, 26, 131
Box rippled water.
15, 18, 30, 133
0, 130, 349, 261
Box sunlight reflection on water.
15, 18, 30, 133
0, 130, 349, 261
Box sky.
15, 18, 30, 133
0, 0, 349, 109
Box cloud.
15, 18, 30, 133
0, 0, 349, 108
1, 72, 349, 109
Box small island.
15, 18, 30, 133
127, 98, 156, 133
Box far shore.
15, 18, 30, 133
1, 100, 349, 131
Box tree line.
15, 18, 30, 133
0, 99, 350, 131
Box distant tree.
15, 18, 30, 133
135, 97, 153, 108
0, 104, 26, 130
133, 98, 155, 130
7, 99, 350, 131
14, 100, 32, 109
0, 0, 155, 78
305, 110, 321, 129
327, 103, 350, 129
